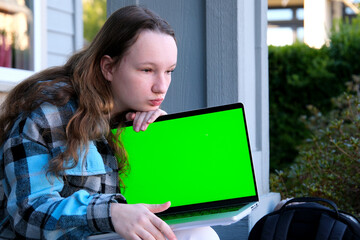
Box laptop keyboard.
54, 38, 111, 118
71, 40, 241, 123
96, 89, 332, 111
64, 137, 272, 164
160, 205, 244, 221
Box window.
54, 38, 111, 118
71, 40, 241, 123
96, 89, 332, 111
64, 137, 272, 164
296, 27, 304, 41
267, 6, 304, 46
268, 27, 294, 46
296, 8, 304, 20
0, 0, 45, 91
0, 0, 33, 70
267, 9, 293, 21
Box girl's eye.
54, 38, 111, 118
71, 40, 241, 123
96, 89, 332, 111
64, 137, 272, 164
142, 69, 152, 73
166, 69, 175, 75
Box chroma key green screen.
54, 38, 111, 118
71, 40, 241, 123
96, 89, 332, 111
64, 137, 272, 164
116, 105, 257, 208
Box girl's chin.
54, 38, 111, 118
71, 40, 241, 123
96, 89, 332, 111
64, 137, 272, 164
131, 106, 159, 112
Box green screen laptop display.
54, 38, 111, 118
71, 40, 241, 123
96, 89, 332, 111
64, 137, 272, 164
115, 103, 258, 214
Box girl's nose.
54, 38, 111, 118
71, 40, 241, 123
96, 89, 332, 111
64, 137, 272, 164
152, 73, 170, 93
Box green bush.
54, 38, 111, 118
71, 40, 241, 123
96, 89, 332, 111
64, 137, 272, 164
269, 16, 360, 171
270, 78, 360, 217
269, 43, 344, 171
83, 0, 107, 43
328, 17, 360, 80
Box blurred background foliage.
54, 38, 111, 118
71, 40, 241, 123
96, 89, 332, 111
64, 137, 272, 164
269, 43, 340, 171
269, 16, 360, 171
271, 82, 360, 217
83, 0, 106, 44
270, 16, 360, 216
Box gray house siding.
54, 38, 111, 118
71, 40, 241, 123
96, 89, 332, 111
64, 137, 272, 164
46, 0, 83, 67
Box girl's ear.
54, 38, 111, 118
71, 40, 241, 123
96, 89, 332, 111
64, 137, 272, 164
100, 55, 114, 82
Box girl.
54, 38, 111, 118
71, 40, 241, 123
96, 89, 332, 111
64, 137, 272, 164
0, 5, 219, 240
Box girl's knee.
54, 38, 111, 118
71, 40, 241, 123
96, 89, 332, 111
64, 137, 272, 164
174, 226, 220, 240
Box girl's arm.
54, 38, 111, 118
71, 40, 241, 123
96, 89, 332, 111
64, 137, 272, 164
2, 104, 121, 239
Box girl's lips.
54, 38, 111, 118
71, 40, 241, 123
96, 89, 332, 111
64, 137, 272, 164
149, 99, 163, 106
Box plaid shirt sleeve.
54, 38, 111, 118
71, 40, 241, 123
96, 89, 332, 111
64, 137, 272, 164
0, 101, 125, 239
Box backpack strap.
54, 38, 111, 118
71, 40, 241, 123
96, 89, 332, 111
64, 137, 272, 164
260, 214, 279, 240
330, 220, 347, 240
315, 213, 336, 239
315, 213, 347, 240
260, 210, 295, 240
282, 197, 340, 218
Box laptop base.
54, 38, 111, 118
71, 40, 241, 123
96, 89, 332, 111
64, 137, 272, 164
167, 202, 257, 230
87, 202, 258, 239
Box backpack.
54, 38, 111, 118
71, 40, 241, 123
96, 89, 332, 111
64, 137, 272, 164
248, 197, 360, 240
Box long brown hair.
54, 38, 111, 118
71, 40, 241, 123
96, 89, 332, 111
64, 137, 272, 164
0, 5, 176, 177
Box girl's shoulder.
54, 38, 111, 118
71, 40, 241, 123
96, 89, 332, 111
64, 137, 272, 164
8, 99, 78, 142
28, 99, 78, 128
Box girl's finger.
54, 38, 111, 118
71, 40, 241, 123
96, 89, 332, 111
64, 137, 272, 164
142, 221, 166, 240
150, 217, 176, 240
146, 109, 167, 124
134, 112, 146, 132
125, 112, 136, 121
141, 110, 164, 131
136, 227, 157, 240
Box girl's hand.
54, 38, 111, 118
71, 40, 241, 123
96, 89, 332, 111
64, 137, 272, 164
110, 202, 177, 240
125, 109, 167, 132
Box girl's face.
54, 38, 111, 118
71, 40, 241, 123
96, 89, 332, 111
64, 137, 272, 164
102, 30, 177, 115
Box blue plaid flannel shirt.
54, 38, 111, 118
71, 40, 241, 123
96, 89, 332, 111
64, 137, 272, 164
0, 100, 126, 239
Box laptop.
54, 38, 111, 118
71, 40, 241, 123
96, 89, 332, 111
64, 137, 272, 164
89, 102, 258, 239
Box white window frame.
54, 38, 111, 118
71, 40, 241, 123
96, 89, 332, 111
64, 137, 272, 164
0, 0, 47, 92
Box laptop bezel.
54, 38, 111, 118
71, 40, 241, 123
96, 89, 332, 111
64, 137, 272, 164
116, 102, 259, 216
